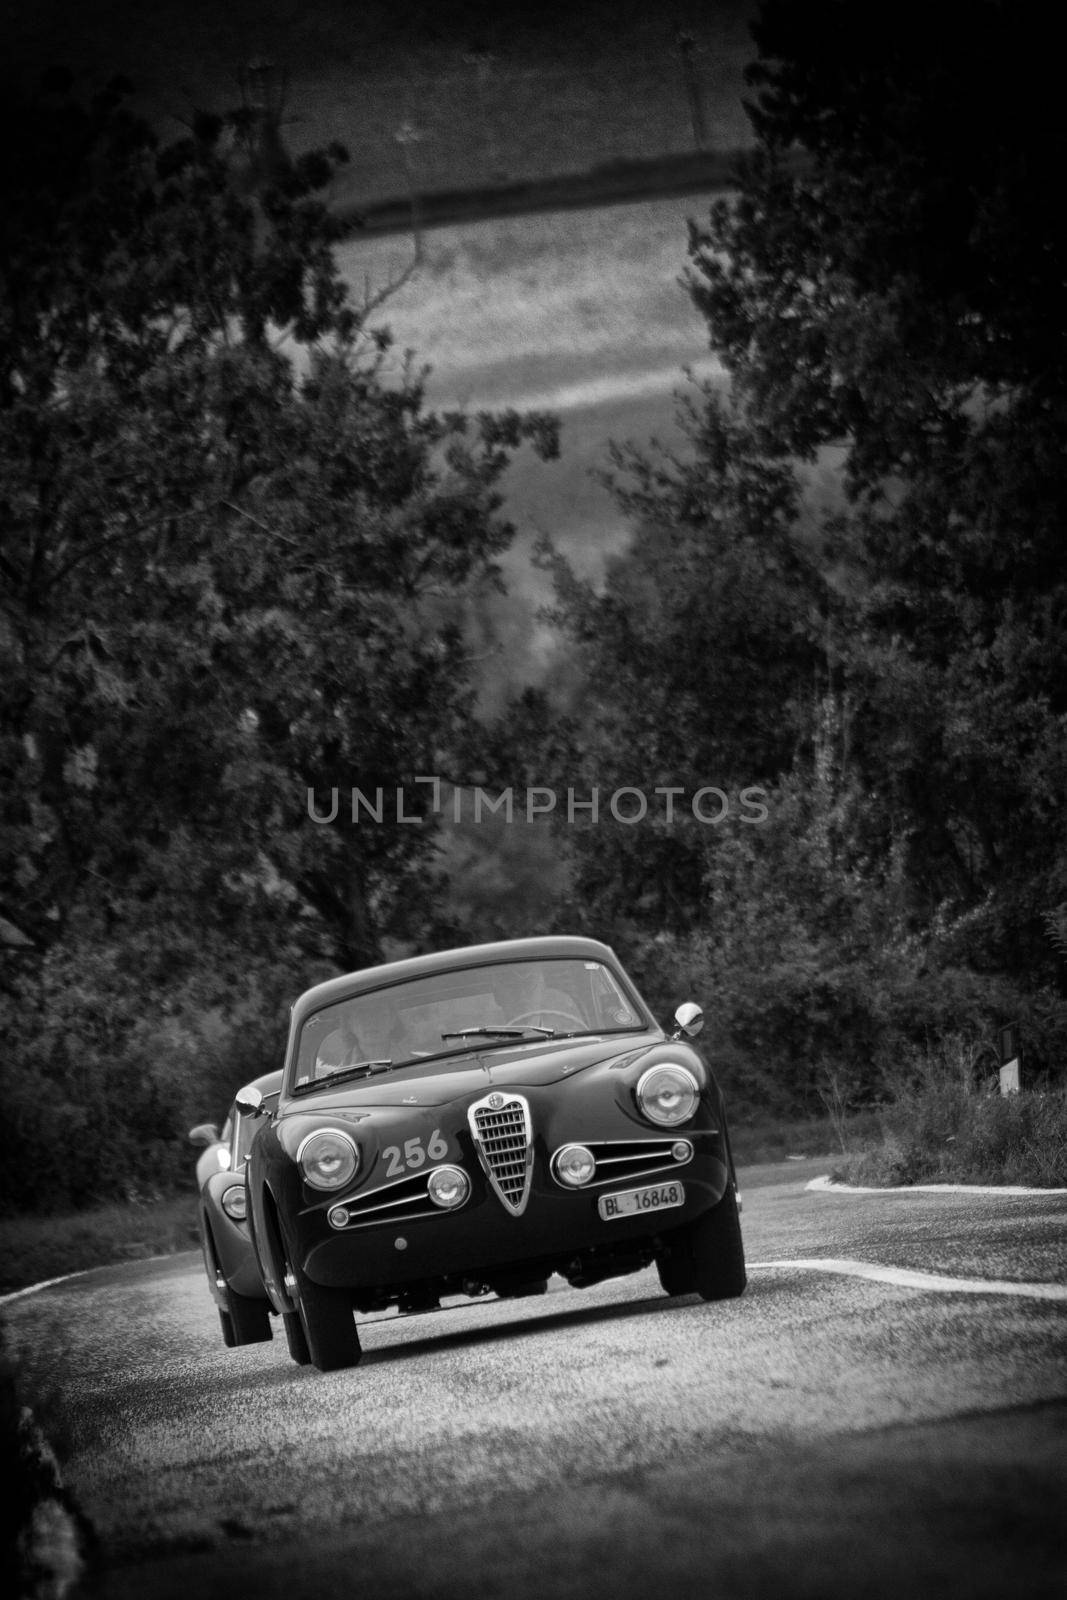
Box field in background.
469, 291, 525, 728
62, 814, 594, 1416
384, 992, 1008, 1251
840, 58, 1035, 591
16, 1, 759, 203
14, 3, 757, 699
341, 194, 730, 698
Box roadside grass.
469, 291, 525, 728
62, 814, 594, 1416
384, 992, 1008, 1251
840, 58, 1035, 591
836, 1086, 1067, 1188
831, 1036, 1067, 1188
729, 1110, 882, 1168
0, 1192, 200, 1297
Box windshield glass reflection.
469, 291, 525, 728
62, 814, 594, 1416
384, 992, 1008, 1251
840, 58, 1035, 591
292, 957, 648, 1089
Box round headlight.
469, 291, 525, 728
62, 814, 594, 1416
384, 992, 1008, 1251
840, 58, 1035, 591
220, 1183, 247, 1220
635, 1064, 700, 1126
427, 1164, 470, 1209
297, 1128, 359, 1191
553, 1144, 596, 1187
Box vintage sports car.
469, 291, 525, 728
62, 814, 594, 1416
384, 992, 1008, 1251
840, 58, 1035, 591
190, 1069, 283, 1348
240, 935, 745, 1371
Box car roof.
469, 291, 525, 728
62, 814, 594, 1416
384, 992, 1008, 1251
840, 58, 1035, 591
289, 935, 621, 1027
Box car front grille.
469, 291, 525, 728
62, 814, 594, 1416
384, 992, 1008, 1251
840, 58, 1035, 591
468, 1093, 534, 1216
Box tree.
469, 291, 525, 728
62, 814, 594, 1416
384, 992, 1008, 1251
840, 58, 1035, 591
686, 0, 1067, 989
510, 0, 1066, 1095
530, 386, 834, 941
0, 75, 557, 1203
0, 74, 557, 989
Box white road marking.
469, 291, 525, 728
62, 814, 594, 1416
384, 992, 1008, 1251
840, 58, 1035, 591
749, 1258, 1067, 1302
807, 1174, 1067, 1196
0, 1270, 95, 1306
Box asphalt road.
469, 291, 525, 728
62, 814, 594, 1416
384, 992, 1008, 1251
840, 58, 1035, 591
5, 1158, 1066, 1600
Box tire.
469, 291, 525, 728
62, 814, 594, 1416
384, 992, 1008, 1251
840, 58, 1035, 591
656, 1185, 747, 1302
655, 1254, 696, 1298
281, 1238, 362, 1372
222, 1283, 272, 1345
282, 1311, 311, 1366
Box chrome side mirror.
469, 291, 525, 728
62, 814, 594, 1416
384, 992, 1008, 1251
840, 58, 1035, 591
188, 1122, 220, 1147
234, 1084, 264, 1116
671, 1001, 704, 1039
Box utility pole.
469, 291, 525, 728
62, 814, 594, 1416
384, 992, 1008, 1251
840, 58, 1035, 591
675, 30, 708, 152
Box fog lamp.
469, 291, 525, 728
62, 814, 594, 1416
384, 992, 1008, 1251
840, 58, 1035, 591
553, 1144, 596, 1187
427, 1165, 470, 1209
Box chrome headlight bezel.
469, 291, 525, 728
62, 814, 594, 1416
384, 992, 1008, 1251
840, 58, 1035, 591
296, 1127, 360, 1191
635, 1063, 701, 1127
220, 1183, 248, 1220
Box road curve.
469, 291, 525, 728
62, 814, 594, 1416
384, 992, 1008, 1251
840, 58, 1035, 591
5, 1159, 1065, 1600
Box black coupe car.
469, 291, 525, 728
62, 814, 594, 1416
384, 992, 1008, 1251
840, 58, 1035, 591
240, 936, 745, 1371
191, 1069, 282, 1349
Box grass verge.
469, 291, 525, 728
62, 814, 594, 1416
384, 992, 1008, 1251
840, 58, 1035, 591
0, 1193, 200, 1297
834, 1080, 1067, 1189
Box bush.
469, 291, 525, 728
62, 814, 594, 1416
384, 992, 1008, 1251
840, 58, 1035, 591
839, 1034, 1067, 1187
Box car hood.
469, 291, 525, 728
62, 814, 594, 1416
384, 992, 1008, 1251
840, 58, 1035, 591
282, 1030, 662, 1113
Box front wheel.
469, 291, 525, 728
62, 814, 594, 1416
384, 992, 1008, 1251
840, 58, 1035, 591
281, 1240, 362, 1372
656, 1185, 747, 1302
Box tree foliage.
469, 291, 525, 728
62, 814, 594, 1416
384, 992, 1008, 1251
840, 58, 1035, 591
687, 0, 1067, 983
524, 0, 1067, 1101
0, 76, 556, 1206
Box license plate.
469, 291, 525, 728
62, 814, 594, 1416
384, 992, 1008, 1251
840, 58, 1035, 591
597, 1181, 684, 1221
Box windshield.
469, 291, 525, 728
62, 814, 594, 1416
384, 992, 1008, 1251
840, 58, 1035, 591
291, 957, 649, 1090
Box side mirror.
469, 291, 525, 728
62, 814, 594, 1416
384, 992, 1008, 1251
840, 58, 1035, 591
188, 1122, 221, 1147
671, 1001, 704, 1040
234, 1084, 265, 1116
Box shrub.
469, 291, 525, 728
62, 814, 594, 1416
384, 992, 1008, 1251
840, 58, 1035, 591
840, 1034, 1067, 1186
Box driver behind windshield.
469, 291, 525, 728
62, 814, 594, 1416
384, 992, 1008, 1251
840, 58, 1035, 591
494, 963, 582, 1029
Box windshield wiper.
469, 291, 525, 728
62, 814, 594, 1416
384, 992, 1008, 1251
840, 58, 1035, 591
312, 1058, 393, 1086
440, 1024, 556, 1040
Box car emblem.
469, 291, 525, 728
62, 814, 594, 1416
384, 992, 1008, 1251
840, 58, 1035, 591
487, 1092, 505, 1110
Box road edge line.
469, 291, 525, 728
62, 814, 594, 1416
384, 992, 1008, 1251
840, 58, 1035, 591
806, 1175, 1067, 1196
748, 1257, 1067, 1301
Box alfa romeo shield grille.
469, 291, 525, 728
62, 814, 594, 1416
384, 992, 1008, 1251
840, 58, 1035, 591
468, 1093, 534, 1216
